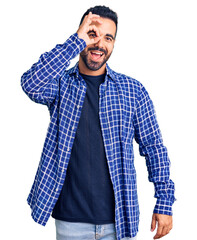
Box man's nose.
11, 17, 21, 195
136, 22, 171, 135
94, 37, 104, 48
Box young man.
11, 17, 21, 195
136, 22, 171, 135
21, 5, 175, 240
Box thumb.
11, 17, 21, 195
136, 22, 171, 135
151, 214, 157, 232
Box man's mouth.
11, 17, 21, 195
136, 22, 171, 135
90, 50, 105, 61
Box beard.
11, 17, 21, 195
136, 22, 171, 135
80, 47, 112, 71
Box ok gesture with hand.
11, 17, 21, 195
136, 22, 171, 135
77, 12, 103, 46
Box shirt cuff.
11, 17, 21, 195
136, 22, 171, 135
61, 33, 87, 60
69, 32, 87, 52
153, 198, 173, 216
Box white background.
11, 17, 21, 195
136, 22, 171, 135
1, 0, 197, 239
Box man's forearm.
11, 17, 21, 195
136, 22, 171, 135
21, 33, 86, 105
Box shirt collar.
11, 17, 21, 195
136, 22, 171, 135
67, 62, 117, 82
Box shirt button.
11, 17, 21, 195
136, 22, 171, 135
72, 126, 75, 130
56, 188, 58, 192
67, 147, 70, 151
77, 105, 80, 108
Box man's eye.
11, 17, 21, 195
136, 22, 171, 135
105, 37, 112, 42
89, 33, 96, 38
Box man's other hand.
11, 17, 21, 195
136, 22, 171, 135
151, 213, 173, 239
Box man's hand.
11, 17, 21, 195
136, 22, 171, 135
77, 12, 103, 46
151, 213, 173, 239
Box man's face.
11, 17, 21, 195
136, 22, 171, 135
80, 17, 116, 72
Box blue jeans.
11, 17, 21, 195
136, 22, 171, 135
55, 220, 137, 240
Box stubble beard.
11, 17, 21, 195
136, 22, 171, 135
80, 48, 112, 71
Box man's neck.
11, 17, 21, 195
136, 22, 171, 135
78, 58, 106, 76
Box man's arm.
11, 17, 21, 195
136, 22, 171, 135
133, 84, 176, 239
21, 12, 102, 107
20, 34, 86, 106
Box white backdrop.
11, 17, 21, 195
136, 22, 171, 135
1, 0, 197, 239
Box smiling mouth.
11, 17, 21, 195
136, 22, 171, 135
90, 51, 104, 61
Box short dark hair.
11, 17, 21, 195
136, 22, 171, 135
80, 5, 118, 37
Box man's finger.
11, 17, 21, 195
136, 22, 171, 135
88, 25, 100, 37
163, 227, 171, 236
88, 18, 103, 26
156, 226, 170, 239
87, 12, 100, 19
87, 12, 103, 23
83, 17, 103, 33
86, 25, 104, 44
154, 225, 163, 239
81, 12, 102, 28
151, 215, 156, 232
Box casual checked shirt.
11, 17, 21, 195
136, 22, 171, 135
21, 33, 176, 240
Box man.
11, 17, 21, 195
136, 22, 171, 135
21, 5, 175, 240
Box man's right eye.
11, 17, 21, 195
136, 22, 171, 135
88, 32, 96, 38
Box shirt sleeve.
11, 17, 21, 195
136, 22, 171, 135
21, 33, 86, 106
133, 84, 176, 216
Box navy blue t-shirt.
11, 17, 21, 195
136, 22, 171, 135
52, 73, 116, 224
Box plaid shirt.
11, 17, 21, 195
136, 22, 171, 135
21, 33, 175, 239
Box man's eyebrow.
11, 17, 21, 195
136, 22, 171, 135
105, 34, 115, 40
